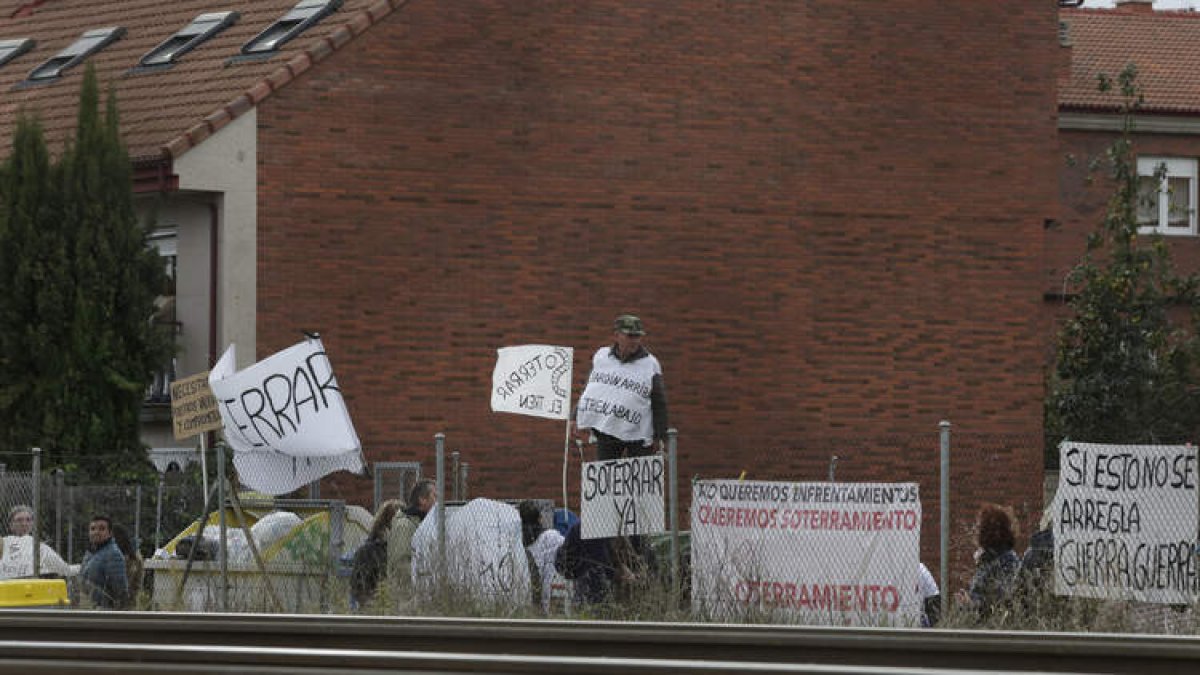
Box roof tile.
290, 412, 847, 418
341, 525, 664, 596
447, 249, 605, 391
245, 81, 272, 105
1062, 7, 1200, 114
306, 36, 335, 63
0, 0, 404, 159
184, 120, 210, 147
328, 25, 353, 50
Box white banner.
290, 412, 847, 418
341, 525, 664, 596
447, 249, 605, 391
411, 499, 531, 608
1054, 442, 1199, 604
209, 340, 364, 495
231, 451, 365, 497
490, 345, 573, 420
691, 480, 922, 626
580, 455, 665, 539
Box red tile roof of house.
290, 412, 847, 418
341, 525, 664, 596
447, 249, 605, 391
1061, 5, 1200, 114
0, 0, 406, 161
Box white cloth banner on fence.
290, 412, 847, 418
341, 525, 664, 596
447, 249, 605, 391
580, 454, 665, 539
0, 536, 71, 580
1054, 442, 1199, 604
490, 345, 573, 420
410, 498, 531, 609
209, 340, 364, 495
690, 480, 922, 626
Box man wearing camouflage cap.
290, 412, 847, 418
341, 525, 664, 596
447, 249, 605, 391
574, 314, 670, 460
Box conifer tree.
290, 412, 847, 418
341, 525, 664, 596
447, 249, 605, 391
1047, 64, 1200, 452
0, 65, 171, 480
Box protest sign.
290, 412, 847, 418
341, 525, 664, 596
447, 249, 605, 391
490, 345, 573, 420
691, 480, 922, 626
1054, 442, 1198, 604
209, 340, 360, 456
170, 370, 223, 440
209, 340, 364, 495
580, 454, 665, 539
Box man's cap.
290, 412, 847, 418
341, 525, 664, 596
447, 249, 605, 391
613, 314, 646, 336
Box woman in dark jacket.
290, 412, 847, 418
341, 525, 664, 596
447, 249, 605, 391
350, 499, 402, 609
960, 503, 1021, 619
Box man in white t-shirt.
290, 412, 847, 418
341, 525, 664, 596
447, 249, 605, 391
574, 314, 670, 460
917, 562, 941, 627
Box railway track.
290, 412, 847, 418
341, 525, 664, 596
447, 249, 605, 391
0, 610, 1198, 673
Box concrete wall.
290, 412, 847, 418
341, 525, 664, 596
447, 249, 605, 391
138, 110, 257, 451
175, 109, 258, 371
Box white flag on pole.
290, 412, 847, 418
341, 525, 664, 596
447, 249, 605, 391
209, 338, 364, 495
490, 345, 573, 420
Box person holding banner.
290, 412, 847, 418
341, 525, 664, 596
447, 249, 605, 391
574, 314, 669, 460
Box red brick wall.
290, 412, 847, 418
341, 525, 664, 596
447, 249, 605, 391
255, 0, 1059, 565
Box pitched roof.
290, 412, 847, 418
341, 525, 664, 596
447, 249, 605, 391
0, 0, 405, 161
1061, 6, 1200, 115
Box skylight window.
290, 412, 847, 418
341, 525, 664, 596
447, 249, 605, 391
27, 27, 125, 81
0, 38, 35, 69
140, 12, 240, 67
240, 0, 341, 55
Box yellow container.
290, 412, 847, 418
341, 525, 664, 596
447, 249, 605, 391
0, 578, 70, 608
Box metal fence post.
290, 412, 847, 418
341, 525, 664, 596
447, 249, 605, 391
435, 433, 446, 598
216, 441, 228, 611
667, 428, 680, 592
451, 451, 461, 502
939, 420, 951, 621
154, 472, 165, 550
66, 486, 74, 563
32, 447, 41, 577
329, 500, 345, 613
54, 469, 64, 553
372, 463, 381, 512
134, 484, 143, 554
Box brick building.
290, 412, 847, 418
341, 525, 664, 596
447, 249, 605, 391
0, 0, 1063, 567
1057, 0, 1200, 299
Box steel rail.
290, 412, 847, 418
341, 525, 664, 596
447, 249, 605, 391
0, 641, 1093, 675
0, 611, 1197, 673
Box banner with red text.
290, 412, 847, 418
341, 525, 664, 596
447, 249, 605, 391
690, 480, 922, 626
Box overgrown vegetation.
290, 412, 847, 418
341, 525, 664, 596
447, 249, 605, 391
0, 64, 171, 482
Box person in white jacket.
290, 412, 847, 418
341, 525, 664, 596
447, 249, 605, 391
0, 534, 70, 580
574, 314, 670, 461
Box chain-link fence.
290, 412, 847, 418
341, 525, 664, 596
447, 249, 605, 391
0, 466, 35, 537
6, 429, 1200, 635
